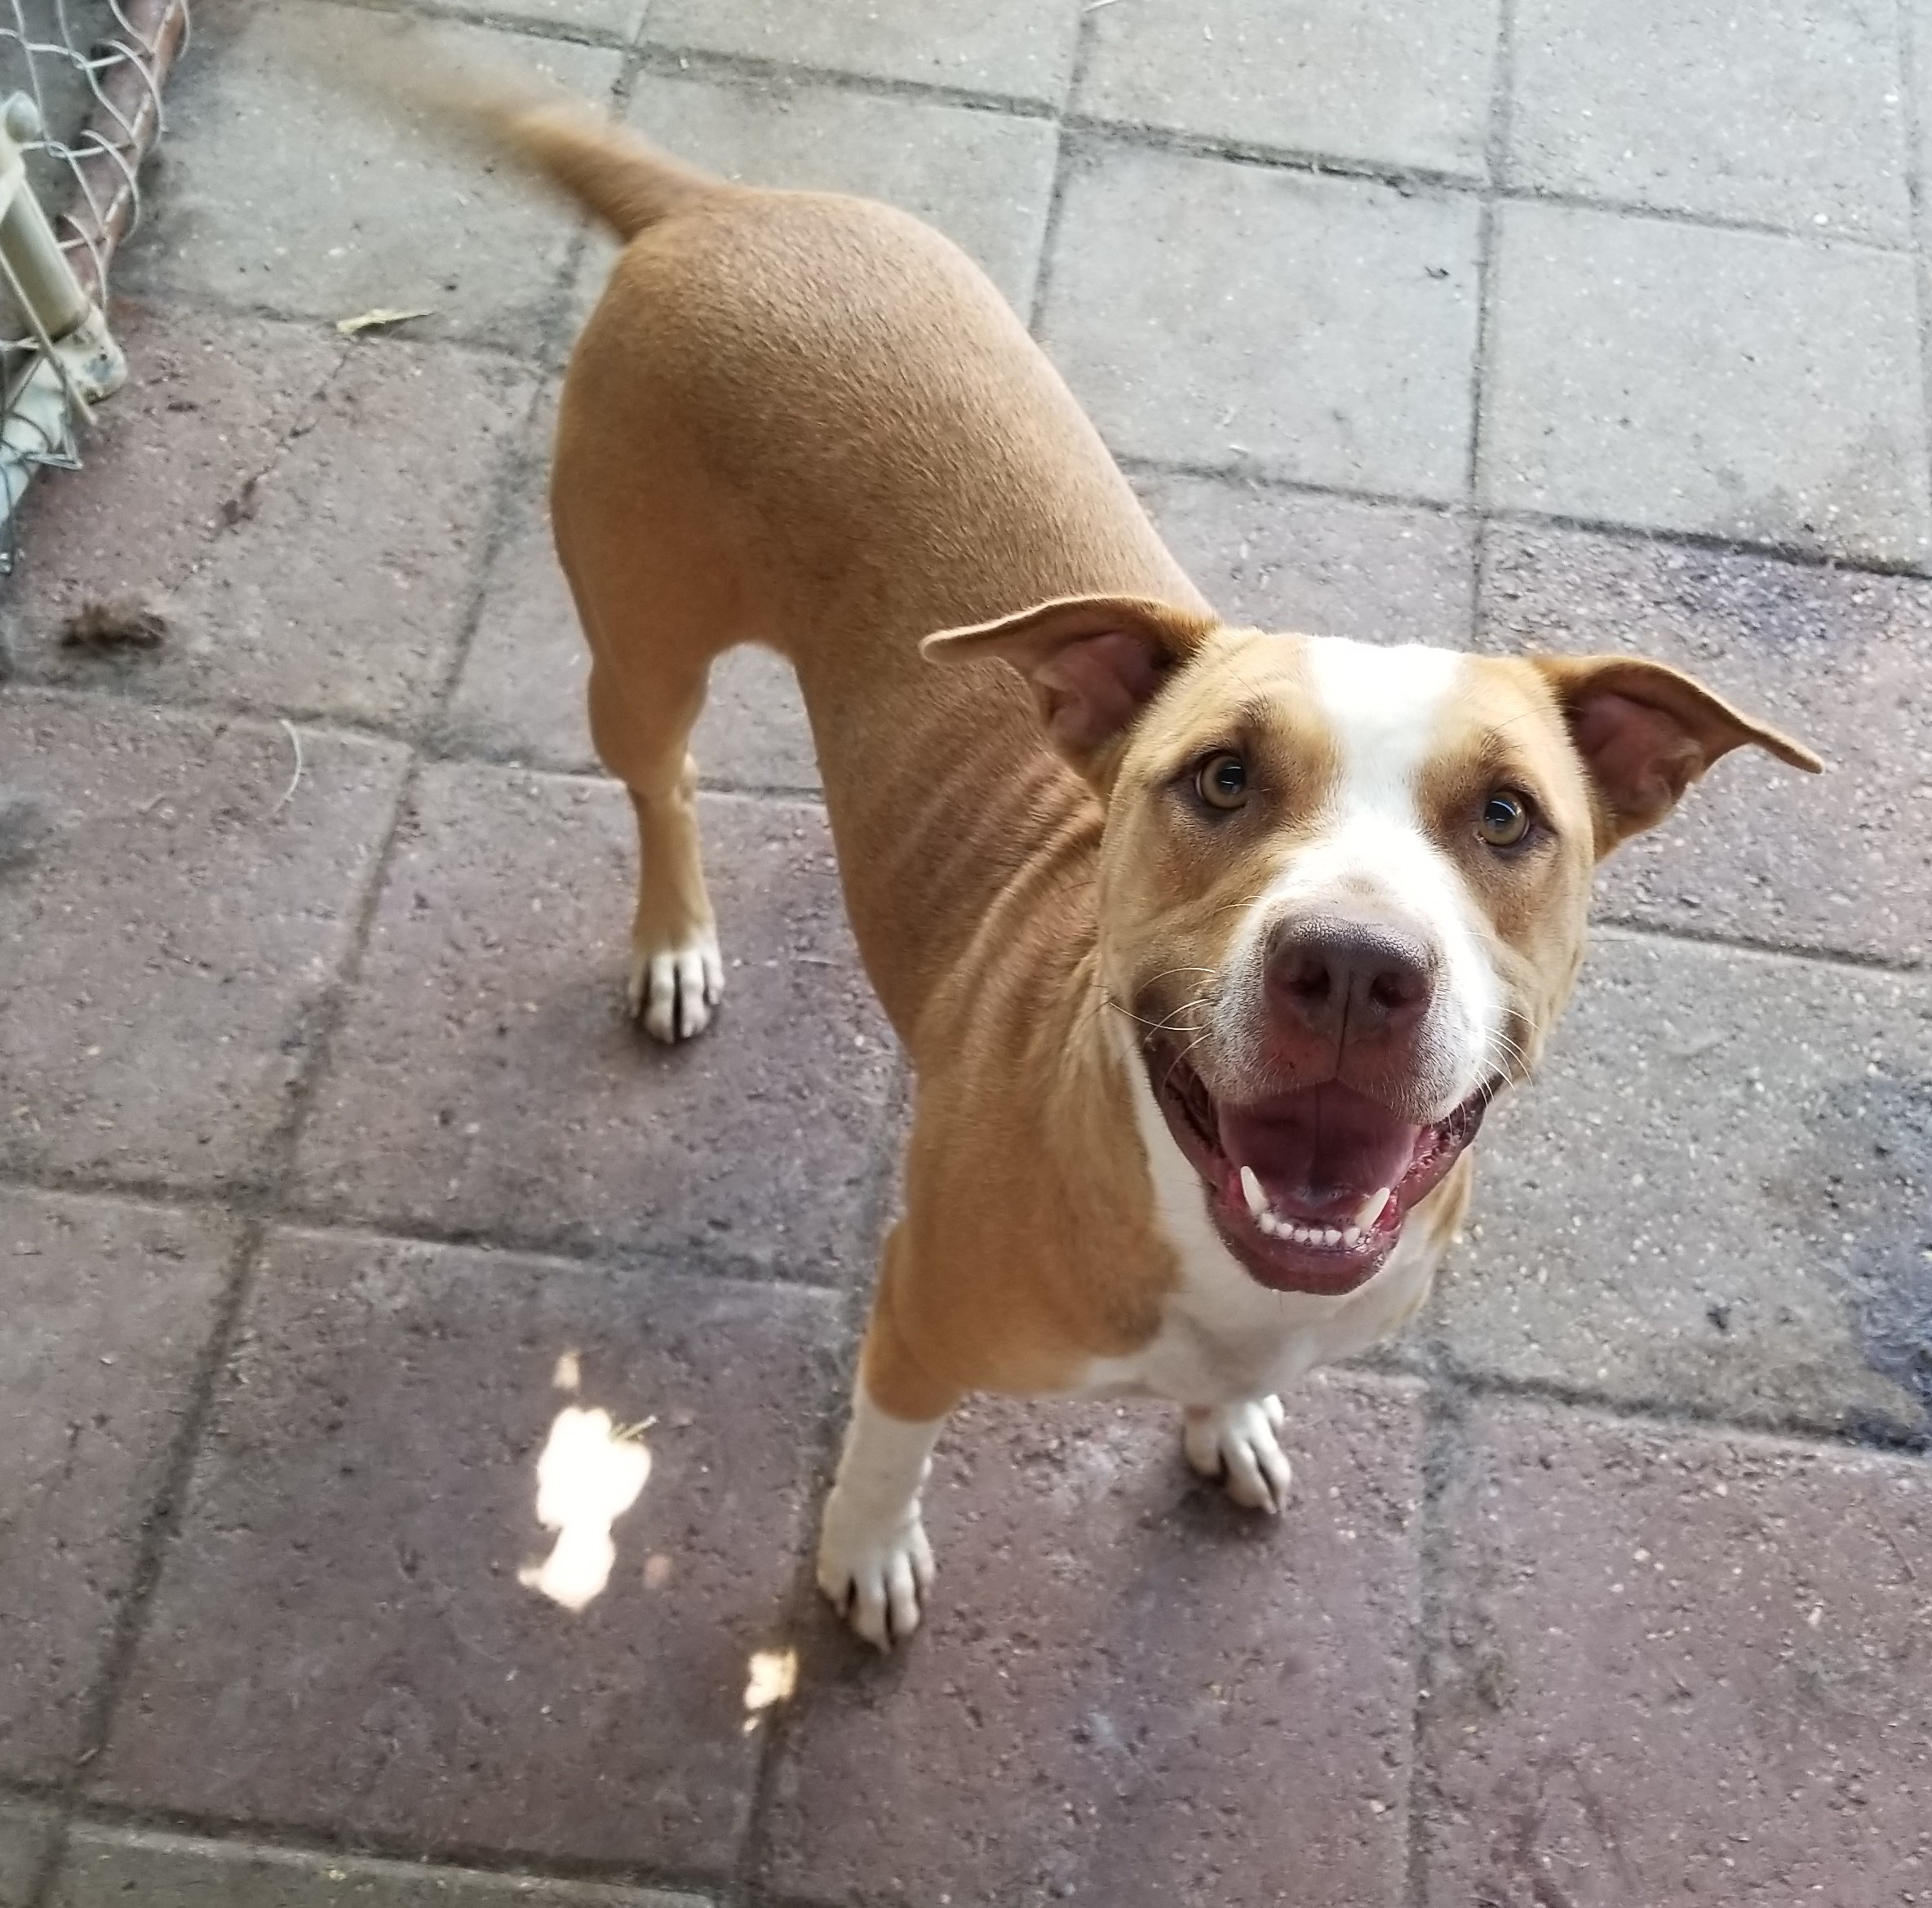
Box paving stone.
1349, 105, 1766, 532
441, 468, 817, 788
1510, 0, 1911, 240
0, 1189, 234, 1782
294, 768, 895, 1279
1040, 146, 1480, 501
116, 2, 622, 346
1480, 202, 1931, 564
0, 1799, 56, 1906
1421, 1400, 1932, 1906
1076, 0, 1499, 180
609, 68, 1058, 315
54, 1826, 713, 1906
1481, 524, 1932, 964
1438, 930, 1931, 1444
1133, 472, 1475, 643
0, 694, 408, 1191
6, 301, 533, 730
641, 0, 1080, 107
762, 1374, 1422, 1908
95, 1229, 844, 1875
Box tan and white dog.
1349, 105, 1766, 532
472, 98, 1819, 1647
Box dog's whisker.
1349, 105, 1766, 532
1106, 993, 1216, 1035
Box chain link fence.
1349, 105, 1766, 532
0, 0, 187, 564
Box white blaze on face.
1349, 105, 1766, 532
1221, 637, 1504, 1110
517, 1405, 652, 1613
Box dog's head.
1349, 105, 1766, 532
925, 596, 1821, 1298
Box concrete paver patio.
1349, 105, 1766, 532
2, 0, 1928, 1903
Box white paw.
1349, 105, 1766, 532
816, 1489, 934, 1651
1185, 1395, 1292, 1514
627, 931, 724, 1043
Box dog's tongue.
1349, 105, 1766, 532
1216, 1082, 1422, 1214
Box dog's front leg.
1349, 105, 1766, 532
817, 1384, 946, 1649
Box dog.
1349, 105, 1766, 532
466, 94, 1821, 1648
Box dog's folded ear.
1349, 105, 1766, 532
921, 595, 1213, 777
1531, 654, 1823, 854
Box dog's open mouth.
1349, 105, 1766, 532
1143, 1036, 1492, 1296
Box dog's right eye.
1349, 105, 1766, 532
1194, 752, 1249, 812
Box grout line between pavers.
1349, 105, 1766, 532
1021, 0, 1094, 339
1123, 452, 1932, 580
729, 1049, 908, 1908
629, 38, 1060, 122
285, 0, 634, 55
1402, 1368, 1469, 1908
1052, 112, 1918, 256
1596, 916, 1925, 978
1431, 1361, 1930, 1458
38, 1794, 733, 1901
1462, 0, 1516, 655
21, 1816, 67, 1908
0, 1165, 875, 1297
242, 1198, 875, 1294
1896, 0, 1932, 554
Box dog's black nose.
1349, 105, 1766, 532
1266, 917, 1437, 1042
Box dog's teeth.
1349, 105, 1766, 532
1354, 1187, 1394, 1231
1239, 1165, 1268, 1220
1343, 1226, 1362, 1248
1321, 1227, 1341, 1247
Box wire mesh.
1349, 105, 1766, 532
0, 0, 186, 555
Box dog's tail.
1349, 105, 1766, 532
463, 91, 720, 240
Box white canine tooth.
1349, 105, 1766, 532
1240, 1165, 1268, 1220
1354, 1187, 1394, 1231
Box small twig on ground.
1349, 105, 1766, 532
268, 719, 304, 814
335, 307, 435, 336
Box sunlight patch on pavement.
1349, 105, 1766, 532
742, 1646, 799, 1732
517, 1403, 653, 1613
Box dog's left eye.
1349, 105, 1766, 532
1478, 789, 1533, 849
1194, 752, 1249, 811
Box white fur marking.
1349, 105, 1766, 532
630, 930, 725, 1043
817, 1387, 944, 1649
1185, 1395, 1292, 1511
1218, 638, 1504, 1112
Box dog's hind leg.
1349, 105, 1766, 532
584, 653, 723, 1041
552, 364, 744, 1044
